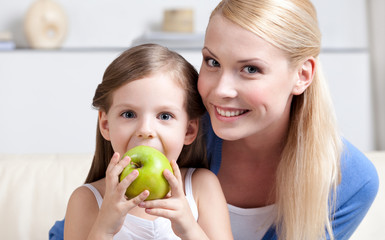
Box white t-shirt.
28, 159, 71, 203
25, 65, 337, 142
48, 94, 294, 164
228, 203, 276, 240
84, 168, 198, 240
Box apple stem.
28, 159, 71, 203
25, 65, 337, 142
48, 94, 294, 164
131, 162, 141, 168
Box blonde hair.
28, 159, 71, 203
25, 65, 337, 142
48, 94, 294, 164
211, 0, 342, 239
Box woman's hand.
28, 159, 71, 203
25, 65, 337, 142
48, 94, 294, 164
90, 152, 150, 238
138, 160, 207, 239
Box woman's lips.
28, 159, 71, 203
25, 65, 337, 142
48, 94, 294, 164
215, 106, 249, 117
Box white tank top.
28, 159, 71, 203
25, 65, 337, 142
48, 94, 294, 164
228, 203, 276, 240
84, 168, 198, 240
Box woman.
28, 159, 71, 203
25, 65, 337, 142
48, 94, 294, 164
198, 0, 379, 239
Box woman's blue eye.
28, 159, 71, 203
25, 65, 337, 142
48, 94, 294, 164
159, 113, 172, 120
122, 111, 136, 118
243, 66, 259, 74
207, 58, 220, 67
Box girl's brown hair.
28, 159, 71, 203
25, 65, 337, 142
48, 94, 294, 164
85, 44, 207, 183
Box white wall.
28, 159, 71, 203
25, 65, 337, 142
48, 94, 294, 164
367, 0, 385, 150
0, 0, 368, 48
0, 0, 375, 153
0, 0, 221, 48
312, 0, 373, 151
0, 50, 202, 154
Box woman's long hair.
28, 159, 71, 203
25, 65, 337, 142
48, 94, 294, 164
211, 1, 342, 239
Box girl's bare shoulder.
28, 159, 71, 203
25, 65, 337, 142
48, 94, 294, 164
192, 168, 218, 182
64, 180, 104, 238
67, 179, 104, 213
180, 167, 218, 184
188, 168, 223, 197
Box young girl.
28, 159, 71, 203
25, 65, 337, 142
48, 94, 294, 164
63, 44, 233, 240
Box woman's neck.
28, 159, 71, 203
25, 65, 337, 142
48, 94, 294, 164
217, 134, 285, 208
226, 130, 285, 163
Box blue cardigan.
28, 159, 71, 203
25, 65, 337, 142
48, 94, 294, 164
203, 114, 379, 240
49, 117, 379, 240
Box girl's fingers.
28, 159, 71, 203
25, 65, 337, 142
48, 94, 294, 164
163, 169, 179, 193
140, 198, 184, 221
164, 161, 184, 197
144, 207, 175, 219
111, 156, 131, 177
117, 169, 139, 195
105, 153, 121, 189
106, 154, 131, 189
106, 152, 120, 173
128, 190, 150, 207
170, 160, 182, 182
139, 198, 167, 209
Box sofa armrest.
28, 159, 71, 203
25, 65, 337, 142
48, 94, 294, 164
0, 154, 93, 240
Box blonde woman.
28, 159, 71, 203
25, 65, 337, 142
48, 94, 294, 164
198, 0, 379, 239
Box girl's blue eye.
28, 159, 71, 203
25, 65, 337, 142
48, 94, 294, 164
243, 66, 260, 74
158, 112, 172, 120
207, 58, 220, 67
122, 111, 136, 119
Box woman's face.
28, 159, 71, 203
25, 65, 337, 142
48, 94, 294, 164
198, 14, 300, 141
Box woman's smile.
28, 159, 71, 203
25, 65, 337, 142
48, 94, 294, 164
215, 106, 249, 118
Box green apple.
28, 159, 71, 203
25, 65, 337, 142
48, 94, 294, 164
119, 145, 173, 200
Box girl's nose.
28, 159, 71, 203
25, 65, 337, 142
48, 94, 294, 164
137, 130, 154, 139
136, 119, 155, 139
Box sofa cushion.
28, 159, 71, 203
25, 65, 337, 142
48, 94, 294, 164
0, 152, 383, 239
0, 154, 92, 240
350, 151, 385, 239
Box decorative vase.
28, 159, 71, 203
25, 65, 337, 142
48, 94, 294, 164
162, 9, 194, 33
24, 0, 68, 49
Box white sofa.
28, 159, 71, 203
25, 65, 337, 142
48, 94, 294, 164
0, 152, 383, 240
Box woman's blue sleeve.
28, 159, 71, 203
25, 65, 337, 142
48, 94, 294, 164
330, 140, 379, 239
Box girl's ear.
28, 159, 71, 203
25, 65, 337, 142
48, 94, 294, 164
99, 111, 111, 141
184, 119, 199, 145
292, 57, 315, 95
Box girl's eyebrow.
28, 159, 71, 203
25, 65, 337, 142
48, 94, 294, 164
155, 104, 184, 113
113, 103, 134, 108
114, 103, 183, 112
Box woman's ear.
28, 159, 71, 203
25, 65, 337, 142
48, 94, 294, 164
292, 57, 316, 95
98, 111, 111, 141
184, 119, 199, 145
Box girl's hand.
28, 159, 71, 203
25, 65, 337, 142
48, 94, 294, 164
91, 152, 150, 237
138, 160, 206, 239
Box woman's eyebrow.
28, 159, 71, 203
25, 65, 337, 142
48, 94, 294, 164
237, 58, 268, 65
202, 47, 218, 59
203, 46, 268, 66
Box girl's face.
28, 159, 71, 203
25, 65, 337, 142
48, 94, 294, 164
198, 14, 301, 141
99, 73, 198, 162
